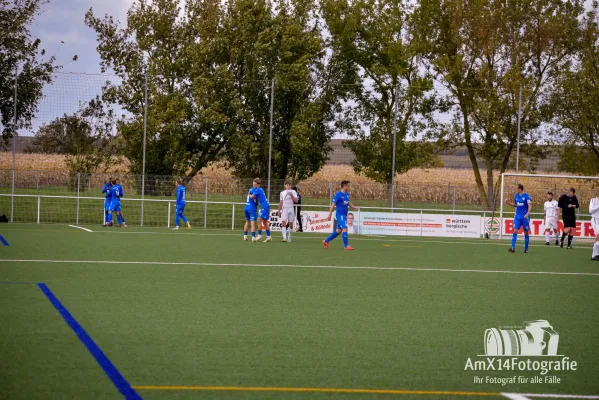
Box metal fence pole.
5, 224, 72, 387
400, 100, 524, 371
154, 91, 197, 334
515, 86, 522, 184
452, 186, 456, 214
329, 182, 333, 204
11, 64, 17, 223
167, 200, 171, 228
267, 79, 275, 199
204, 178, 208, 229
390, 83, 399, 209
141, 72, 148, 226
231, 204, 235, 230
76, 172, 80, 224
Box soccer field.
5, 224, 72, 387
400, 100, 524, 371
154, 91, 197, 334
0, 224, 598, 400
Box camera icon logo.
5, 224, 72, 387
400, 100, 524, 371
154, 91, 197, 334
484, 320, 559, 356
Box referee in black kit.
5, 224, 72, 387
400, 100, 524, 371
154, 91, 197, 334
293, 186, 303, 232
558, 187, 580, 249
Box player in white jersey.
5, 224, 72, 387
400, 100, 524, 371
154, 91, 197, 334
589, 195, 599, 261
278, 180, 298, 242
543, 192, 560, 246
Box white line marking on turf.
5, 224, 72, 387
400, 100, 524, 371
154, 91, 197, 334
504, 394, 599, 399
502, 394, 531, 400
2, 259, 599, 276
90, 230, 596, 248
67, 225, 93, 233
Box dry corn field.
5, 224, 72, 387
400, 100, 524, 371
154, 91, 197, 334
1, 153, 597, 205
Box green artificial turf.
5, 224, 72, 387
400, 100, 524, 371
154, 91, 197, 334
0, 224, 598, 400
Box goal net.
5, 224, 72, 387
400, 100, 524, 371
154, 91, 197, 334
495, 173, 599, 243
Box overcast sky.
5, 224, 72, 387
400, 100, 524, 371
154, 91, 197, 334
31, 0, 135, 73
18, 0, 597, 137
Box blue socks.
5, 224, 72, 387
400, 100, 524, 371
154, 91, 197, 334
511, 233, 517, 249
175, 214, 180, 227
107, 212, 112, 223
180, 215, 188, 223
117, 214, 122, 224
266, 230, 271, 237
524, 235, 530, 251
325, 231, 339, 243
258, 230, 262, 235
342, 232, 348, 248
244, 231, 248, 235
251, 232, 256, 238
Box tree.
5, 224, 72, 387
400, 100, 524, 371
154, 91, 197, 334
0, 0, 74, 143
414, 0, 584, 209
86, 0, 347, 182
205, 0, 351, 181
552, 5, 599, 176
27, 97, 118, 188
322, 0, 446, 184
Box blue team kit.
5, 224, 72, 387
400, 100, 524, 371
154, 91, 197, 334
253, 187, 270, 221
333, 191, 350, 229
244, 188, 257, 221
513, 192, 532, 232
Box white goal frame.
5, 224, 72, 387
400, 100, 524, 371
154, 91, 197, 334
499, 173, 599, 240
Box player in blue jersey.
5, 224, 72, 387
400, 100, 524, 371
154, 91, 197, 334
505, 183, 532, 253
252, 178, 272, 242
104, 179, 118, 227
114, 178, 127, 227
173, 179, 191, 230
243, 185, 258, 241
323, 180, 359, 250
102, 177, 112, 226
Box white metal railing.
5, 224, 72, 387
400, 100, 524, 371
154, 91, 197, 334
1, 193, 594, 237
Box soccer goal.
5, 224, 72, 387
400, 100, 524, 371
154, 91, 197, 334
494, 173, 599, 243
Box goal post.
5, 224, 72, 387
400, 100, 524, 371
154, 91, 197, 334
498, 173, 599, 242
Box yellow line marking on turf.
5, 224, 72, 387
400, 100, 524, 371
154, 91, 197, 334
131, 385, 501, 396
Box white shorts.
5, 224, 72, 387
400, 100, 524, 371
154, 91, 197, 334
592, 218, 599, 236
280, 208, 295, 223
544, 217, 558, 231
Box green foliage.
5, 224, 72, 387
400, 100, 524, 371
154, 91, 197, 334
86, 0, 346, 181
413, 0, 584, 209
552, 6, 599, 175
558, 145, 599, 176
0, 0, 71, 142
322, 0, 447, 184
27, 97, 119, 176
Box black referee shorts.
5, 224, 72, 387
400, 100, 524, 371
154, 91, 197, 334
562, 216, 576, 228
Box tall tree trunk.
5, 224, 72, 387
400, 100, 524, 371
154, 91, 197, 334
461, 99, 489, 209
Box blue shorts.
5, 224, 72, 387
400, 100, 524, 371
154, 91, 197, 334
110, 201, 121, 212
336, 214, 348, 230
104, 199, 111, 211
244, 208, 257, 221
176, 203, 186, 215
513, 214, 530, 232
258, 208, 270, 221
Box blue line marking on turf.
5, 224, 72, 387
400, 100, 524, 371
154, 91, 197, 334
37, 283, 142, 399
0, 235, 8, 246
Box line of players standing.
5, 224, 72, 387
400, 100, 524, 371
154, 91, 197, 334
507, 184, 599, 260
